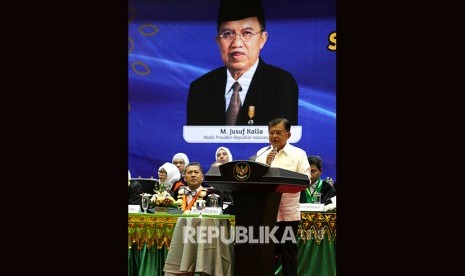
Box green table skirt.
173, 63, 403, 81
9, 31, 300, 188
129, 237, 336, 276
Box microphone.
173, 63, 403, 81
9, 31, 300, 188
269, 147, 278, 164
252, 145, 272, 161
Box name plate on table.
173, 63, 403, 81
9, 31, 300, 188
190, 207, 223, 215
128, 205, 141, 213
183, 125, 302, 143
299, 203, 325, 212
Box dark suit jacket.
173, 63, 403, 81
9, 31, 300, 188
186, 58, 298, 125
128, 180, 143, 205
300, 180, 336, 205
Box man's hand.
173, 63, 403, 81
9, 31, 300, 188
266, 148, 278, 165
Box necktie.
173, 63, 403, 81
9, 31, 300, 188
225, 82, 242, 125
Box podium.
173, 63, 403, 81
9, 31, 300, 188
205, 160, 309, 276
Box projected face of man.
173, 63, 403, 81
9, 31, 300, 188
216, 17, 268, 80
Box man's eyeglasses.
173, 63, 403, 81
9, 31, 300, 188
268, 130, 288, 137
218, 30, 263, 42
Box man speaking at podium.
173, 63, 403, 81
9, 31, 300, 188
255, 118, 311, 276
186, 0, 298, 126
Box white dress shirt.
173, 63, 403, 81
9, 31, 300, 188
256, 142, 311, 222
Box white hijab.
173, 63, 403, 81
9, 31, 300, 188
128, 170, 131, 186
215, 146, 233, 163
172, 152, 190, 165
158, 162, 181, 189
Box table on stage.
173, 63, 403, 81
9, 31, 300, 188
128, 212, 336, 276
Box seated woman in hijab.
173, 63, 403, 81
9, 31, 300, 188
170, 153, 190, 198
148, 162, 182, 212
157, 162, 181, 192
211, 147, 235, 214
211, 146, 233, 166
171, 152, 189, 175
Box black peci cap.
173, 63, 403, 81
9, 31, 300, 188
217, 0, 266, 31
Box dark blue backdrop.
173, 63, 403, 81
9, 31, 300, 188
128, 0, 336, 180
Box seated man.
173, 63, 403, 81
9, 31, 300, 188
128, 170, 143, 206
300, 155, 336, 205
177, 162, 222, 212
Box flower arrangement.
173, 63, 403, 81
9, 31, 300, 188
149, 191, 182, 207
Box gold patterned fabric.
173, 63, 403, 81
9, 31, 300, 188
128, 214, 178, 249
298, 212, 336, 244
128, 214, 235, 249
128, 212, 334, 249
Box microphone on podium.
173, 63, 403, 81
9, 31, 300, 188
251, 145, 272, 161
